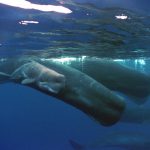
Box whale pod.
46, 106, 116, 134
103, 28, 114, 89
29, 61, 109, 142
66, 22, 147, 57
0, 58, 125, 126
37, 59, 126, 126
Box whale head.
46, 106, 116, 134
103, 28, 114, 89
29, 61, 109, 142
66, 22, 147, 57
11, 61, 66, 94
37, 68, 66, 94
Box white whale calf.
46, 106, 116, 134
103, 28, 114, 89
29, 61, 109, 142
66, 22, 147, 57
1, 61, 66, 94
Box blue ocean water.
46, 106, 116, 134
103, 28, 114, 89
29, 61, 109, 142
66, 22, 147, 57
0, 0, 150, 150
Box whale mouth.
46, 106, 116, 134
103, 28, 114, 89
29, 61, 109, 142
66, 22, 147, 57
37, 81, 65, 94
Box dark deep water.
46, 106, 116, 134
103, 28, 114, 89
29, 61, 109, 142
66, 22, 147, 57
0, 0, 150, 150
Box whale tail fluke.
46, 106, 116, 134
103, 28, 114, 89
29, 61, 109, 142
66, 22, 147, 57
69, 139, 86, 150
0, 72, 10, 83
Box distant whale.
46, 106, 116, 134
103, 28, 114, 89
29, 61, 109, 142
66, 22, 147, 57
0, 57, 125, 126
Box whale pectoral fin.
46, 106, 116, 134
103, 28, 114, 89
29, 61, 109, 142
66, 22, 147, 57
38, 82, 61, 94
21, 78, 35, 84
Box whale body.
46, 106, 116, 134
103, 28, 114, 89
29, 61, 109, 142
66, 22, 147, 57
68, 58, 150, 104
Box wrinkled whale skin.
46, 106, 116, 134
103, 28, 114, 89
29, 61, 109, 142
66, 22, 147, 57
37, 59, 125, 126
68, 58, 150, 104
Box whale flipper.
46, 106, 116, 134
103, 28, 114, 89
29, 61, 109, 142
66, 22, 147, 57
21, 78, 35, 84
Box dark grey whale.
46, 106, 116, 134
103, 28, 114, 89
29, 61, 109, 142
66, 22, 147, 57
0, 58, 125, 126
68, 58, 150, 104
